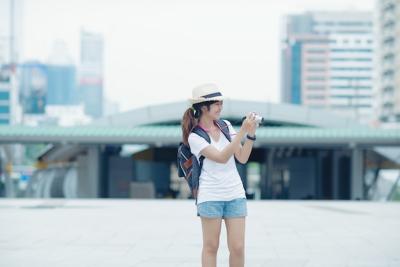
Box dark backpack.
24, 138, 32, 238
177, 119, 231, 204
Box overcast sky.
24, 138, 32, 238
20, 0, 375, 111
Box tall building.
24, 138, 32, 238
0, 0, 23, 125
0, 66, 12, 124
46, 64, 77, 105
0, 0, 24, 65
281, 34, 330, 105
282, 11, 374, 125
18, 62, 47, 114
0, 65, 19, 125
376, 0, 400, 127
46, 40, 77, 106
79, 30, 104, 118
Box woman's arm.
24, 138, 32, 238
235, 119, 257, 164
199, 116, 255, 164
200, 127, 246, 164
234, 137, 255, 164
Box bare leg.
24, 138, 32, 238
201, 217, 222, 267
225, 217, 246, 267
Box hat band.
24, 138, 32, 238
202, 92, 222, 99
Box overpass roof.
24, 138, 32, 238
2, 100, 396, 147
91, 99, 364, 128
1, 125, 399, 147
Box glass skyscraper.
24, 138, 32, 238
46, 64, 77, 106
79, 30, 104, 118
18, 62, 47, 114
0, 65, 12, 124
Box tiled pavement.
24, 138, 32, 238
0, 199, 399, 267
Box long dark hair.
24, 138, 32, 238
181, 101, 218, 145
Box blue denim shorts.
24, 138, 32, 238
197, 198, 247, 218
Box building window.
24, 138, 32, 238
307, 67, 326, 72
0, 106, 10, 113
383, 2, 395, 13
331, 49, 373, 53
0, 92, 10, 100
383, 36, 395, 47
331, 67, 372, 71
307, 95, 325, 100
383, 86, 394, 92
331, 58, 372, 62
337, 21, 371, 26
383, 20, 395, 29
331, 86, 372, 90
307, 49, 326, 54
307, 76, 326, 81
307, 58, 326, 63
331, 95, 372, 99
307, 86, 325, 90
331, 77, 372, 80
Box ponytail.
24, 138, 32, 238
181, 100, 218, 145
182, 107, 198, 145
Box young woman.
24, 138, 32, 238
181, 83, 258, 267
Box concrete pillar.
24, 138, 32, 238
77, 146, 100, 198
2, 145, 15, 198
259, 151, 267, 199
260, 148, 274, 199
315, 151, 323, 199
351, 148, 364, 200
332, 150, 340, 199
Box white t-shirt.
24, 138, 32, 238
188, 120, 246, 205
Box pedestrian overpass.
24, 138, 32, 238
1, 100, 399, 201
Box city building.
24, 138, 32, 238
78, 30, 104, 118
282, 11, 374, 125
0, 0, 24, 65
18, 62, 47, 114
375, 0, 400, 127
0, 0, 23, 124
0, 65, 14, 124
46, 64, 77, 105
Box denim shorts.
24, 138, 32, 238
197, 198, 247, 218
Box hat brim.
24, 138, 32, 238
189, 96, 224, 104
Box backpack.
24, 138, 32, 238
177, 119, 232, 204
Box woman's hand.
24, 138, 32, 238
235, 112, 258, 164
241, 112, 258, 133
247, 120, 257, 136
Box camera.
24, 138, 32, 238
254, 114, 264, 124
241, 113, 264, 125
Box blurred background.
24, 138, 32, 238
0, 0, 399, 201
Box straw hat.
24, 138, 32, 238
189, 83, 224, 104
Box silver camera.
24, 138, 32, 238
254, 114, 264, 124
242, 113, 264, 125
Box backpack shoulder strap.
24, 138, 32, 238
192, 126, 211, 144
191, 126, 211, 167
215, 119, 244, 165
215, 119, 231, 142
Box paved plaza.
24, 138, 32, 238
0, 199, 399, 267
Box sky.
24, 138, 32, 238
20, 0, 375, 112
